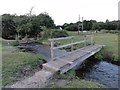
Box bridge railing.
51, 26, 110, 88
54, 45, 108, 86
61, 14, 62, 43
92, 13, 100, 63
48, 34, 94, 60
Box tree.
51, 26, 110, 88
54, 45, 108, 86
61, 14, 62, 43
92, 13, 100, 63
40, 26, 52, 39
36, 13, 55, 28
13, 15, 29, 40
117, 20, 120, 30
2, 14, 16, 39
92, 23, 100, 30
21, 23, 32, 39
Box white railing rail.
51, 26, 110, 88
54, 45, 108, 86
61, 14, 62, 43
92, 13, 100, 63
48, 34, 94, 60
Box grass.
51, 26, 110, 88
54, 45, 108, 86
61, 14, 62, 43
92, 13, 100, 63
1, 42, 45, 86
46, 70, 106, 88
63, 80, 106, 88
93, 33, 118, 61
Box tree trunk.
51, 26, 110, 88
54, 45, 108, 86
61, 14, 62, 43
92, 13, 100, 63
26, 33, 28, 43
18, 32, 19, 40
37, 34, 39, 40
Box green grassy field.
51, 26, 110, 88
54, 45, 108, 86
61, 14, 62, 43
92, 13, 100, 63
1, 42, 45, 86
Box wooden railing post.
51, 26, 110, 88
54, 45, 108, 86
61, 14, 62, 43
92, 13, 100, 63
84, 35, 87, 46
71, 37, 74, 51
91, 35, 93, 45
51, 41, 54, 60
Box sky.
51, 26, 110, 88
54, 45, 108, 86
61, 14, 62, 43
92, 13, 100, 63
0, 0, 119, 25
118, 1, 120, 20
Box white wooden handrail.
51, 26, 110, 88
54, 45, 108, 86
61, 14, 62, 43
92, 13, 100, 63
48, 34, 92, 41
49, 34, 94, 60
52, 39, 91, 50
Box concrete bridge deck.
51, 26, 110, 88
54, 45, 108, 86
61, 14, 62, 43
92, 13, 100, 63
43, 44, 103, 74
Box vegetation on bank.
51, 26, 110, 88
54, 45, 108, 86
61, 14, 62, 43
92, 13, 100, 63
94, 33, 118, 62
45, 70, 106, 88
1, 42, 45, 86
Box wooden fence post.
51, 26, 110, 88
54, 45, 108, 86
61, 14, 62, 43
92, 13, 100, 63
51, 41, 54, 60
84, 35, 87, 46
71, 37, 74, 51
91, 36, 93, 45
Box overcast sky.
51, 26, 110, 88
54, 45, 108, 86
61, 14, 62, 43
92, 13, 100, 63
0, 0, 119, 25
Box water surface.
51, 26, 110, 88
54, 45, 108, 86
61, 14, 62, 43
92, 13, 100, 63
76, 59, 119, 88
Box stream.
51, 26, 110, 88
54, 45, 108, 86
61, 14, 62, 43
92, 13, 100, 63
76, 56, 119, 88
17, 44, 119, 88
17, 44, 67, 61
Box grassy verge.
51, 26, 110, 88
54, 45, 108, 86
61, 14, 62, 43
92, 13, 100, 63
2, 42, 45, 86
93, 33, 118, 61
45, 70, 106, 88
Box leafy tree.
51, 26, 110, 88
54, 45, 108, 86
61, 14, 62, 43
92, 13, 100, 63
105, 21, 117, 30
117, 20, 120, 30
36, 13, 55, 28
13, 15, 28, 40
2, 14, 16, 39
40, 26, 52, 39
52, 29, 68, 38
20, 22, 32, 39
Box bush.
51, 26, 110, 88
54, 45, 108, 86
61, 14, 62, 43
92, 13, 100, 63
52, 29, 69, 38
95, 48, 114, 61
109, 30, 118, 34
100, 30, 118, 34
10, 41, 19, 46
35, 39, 48, 44
100, 30, 109, 33
95, 52, 103, 60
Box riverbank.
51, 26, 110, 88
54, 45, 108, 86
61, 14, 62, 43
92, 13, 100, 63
94, 33, 118, 61
45, 70, 106, 88
1, 42, 46, 86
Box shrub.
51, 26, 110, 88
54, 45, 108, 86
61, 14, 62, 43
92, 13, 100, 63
10, 41, 19, 46
95, 52, 103, 60
52, 29, 69, 38
35, 39, 48, 44
100, 30, 118, 34
109, 30, 118, 34
100, 30, 109, 33
95, 48, 114, 61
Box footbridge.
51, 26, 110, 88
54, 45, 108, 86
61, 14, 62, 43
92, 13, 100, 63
43, 35, 104, 74
9, 35, 105, 88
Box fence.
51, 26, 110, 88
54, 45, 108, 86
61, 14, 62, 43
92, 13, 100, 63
48, 34, 94, 60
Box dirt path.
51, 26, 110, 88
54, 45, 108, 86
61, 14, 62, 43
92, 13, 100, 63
5, 70, 54, 88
